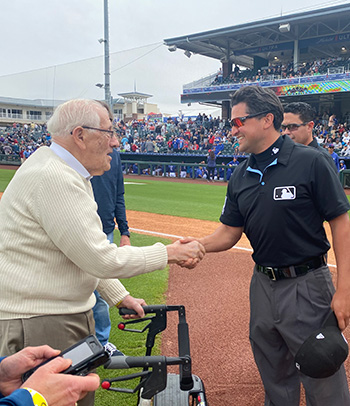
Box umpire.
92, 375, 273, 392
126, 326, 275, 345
191, 86, 350, 405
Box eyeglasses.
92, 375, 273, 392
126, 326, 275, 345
229, 110, 270, 128
281, 123, 309, 132
81, 126, 115, 138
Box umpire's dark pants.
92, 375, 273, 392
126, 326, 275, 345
249, 265, 350, 406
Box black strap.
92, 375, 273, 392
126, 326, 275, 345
256, 256, 326, 281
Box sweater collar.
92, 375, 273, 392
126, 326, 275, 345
50, 142, 92, 180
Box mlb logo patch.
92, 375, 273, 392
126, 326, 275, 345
273, 186, 296, 200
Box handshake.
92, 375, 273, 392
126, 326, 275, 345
166, 237, 205, 269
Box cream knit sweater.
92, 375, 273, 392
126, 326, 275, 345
0, 147, 167, 319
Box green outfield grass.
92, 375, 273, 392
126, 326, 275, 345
0, 169, 16, 192
124, 177, 227, 222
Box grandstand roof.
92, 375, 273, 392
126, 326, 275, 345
164, 4, 350, 68
118, 91, 152, 99
0, 96, 63, 108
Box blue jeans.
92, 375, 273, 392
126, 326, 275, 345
92, 231, 114, 345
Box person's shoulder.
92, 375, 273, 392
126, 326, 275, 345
292, 141, 322, 158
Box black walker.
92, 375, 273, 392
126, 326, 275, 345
101, 304, 208, 405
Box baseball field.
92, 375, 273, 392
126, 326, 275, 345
1, 168, 350, 405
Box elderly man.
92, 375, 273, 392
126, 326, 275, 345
0, 99, 205, 406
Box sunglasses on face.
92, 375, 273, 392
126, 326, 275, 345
281, 122, 309, 131
229, 110, 270, 128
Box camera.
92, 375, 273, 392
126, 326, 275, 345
22, 334, 112, 382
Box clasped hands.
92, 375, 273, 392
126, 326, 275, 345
166, 237, 205, 269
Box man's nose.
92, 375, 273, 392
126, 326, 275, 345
110, 134, 119, 148
231, 125, 238, 136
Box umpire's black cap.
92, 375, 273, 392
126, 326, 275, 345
295, 312, 348, 379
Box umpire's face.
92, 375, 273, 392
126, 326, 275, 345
230, 102, 269, 155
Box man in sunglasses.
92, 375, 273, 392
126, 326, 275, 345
183, 86, 350, 405
282, 102, 337, 172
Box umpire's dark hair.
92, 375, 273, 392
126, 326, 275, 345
231, 86, 283, 130
283, 102, 315, 123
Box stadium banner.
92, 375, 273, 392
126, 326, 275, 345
272, 80, 350, 96
299, 32, 350, 47
147, 113, 163, 121
235, 42, 294, 56
183, 72, 350, 95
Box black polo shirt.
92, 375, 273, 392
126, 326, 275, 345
308, 137, 338, 173
220, 135, 350, 267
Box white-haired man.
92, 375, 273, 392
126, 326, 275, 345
0, 99, 205, 406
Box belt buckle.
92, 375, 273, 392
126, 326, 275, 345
265, 267, 277, 281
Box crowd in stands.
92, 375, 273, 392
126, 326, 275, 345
0, 122, 51, 161
1, 108, 350, 180
212, 56, 350, 86
113, 114, 239, 156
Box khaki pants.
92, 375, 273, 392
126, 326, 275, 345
0, 311, 96, 406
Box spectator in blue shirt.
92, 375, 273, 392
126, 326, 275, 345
328, 144, 340, 172
340, 160, 347, 172
215, 141, 224, 156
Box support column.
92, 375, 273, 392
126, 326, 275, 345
222, 101, 231, 120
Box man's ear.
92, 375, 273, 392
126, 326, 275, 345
262, 112, 275, 130
71, 127, 86, 150
307, 121, 315, 133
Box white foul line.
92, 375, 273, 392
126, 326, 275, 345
129, 227, 336, 268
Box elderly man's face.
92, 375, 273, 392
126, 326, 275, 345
83, 107, 118, 176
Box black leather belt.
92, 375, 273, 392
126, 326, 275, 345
256, 255, 326, 281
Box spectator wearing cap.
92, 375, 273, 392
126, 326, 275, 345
328, 144, 340, 172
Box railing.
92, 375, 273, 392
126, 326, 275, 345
183, 66, 350, 93
0, 154, 21, 165
122, 159, 238, 182
26, 115, 42, 120
328, 66, 345, 75
183, 72, 218, 90
0, 156, 348, 187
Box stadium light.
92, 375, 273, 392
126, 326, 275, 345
279, 23, 290, 33
95, 83, 104, 88
168, 45, 177, 52
184, 50, 192, 58
98, 38, 106, 43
